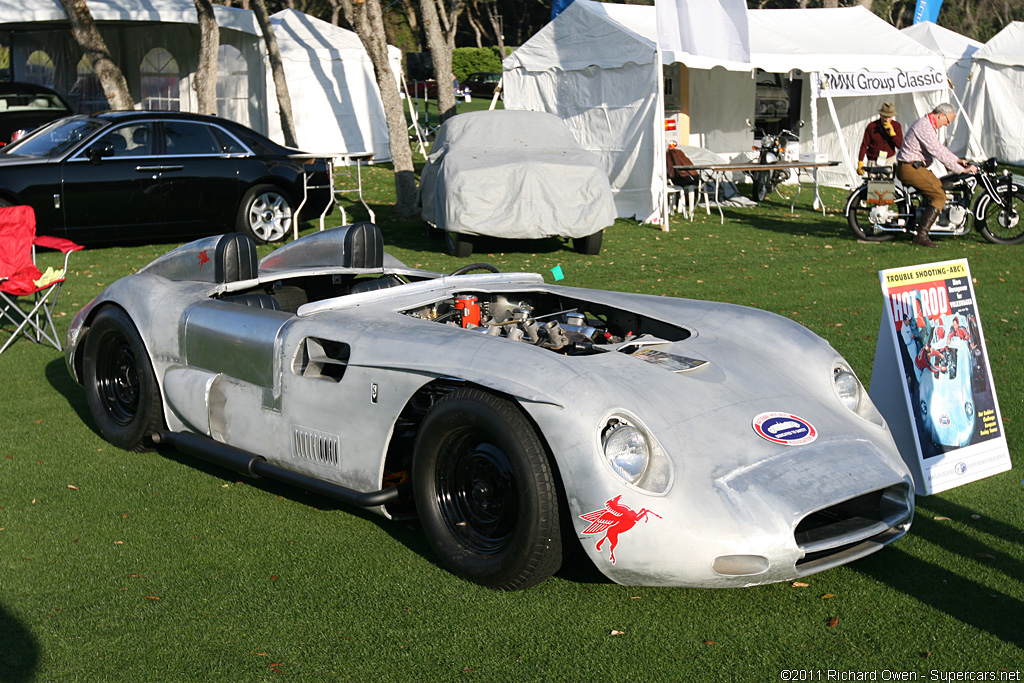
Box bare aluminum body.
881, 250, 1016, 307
66, 230, 913, 588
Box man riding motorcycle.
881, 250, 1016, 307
896, 103, 978, 248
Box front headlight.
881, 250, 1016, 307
602, 421, 649, 484
833, 366, 861, 411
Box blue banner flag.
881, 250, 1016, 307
913, 0, 944, 24
551, 0, 572, 21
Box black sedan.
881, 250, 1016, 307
0, 111, 333, 244
0, 82, 73, 146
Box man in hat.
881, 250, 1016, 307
897, 103, 978, 248
857, 102, 903, 173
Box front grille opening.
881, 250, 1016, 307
794, 484, 911, 569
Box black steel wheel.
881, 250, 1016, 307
573, 230, 603, 255
83, 307, 164, 452
846, 185, 898, 242
412, 388, 562, 590
976, 183, 1024, 245
751, 170, 770, 203
444, 230, 473, 257
237, 184, 292, 244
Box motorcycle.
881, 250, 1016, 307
750, 128, 799, 203
845, 157, 1024, 245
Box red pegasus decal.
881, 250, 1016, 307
579, 495, 661, 564
197, 249, 210, 270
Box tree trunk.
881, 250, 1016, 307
340, 0, 419, 217
193, 0, 219, 116
484, 2, 505, 61
252, 0, 298, 148
419, 0, 458, 122
59, 0, 134, 110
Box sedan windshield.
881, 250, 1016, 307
1, 117, 106, 158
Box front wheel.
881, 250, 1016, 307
975, 183, 1024, 245
412, 388, 562, 590
83, 307, 165, 452
751, 170, 769, 203
846, 185, 898, 242
237, 184, 292, 244
444, 230, 473, 257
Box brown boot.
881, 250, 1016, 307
913, 206, 940, 248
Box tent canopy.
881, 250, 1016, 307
504, 1, 947, 222
901, 21, 982, 100
950, 22, 1024, 164
267, 9, 399, 160
0, 0, 258, 35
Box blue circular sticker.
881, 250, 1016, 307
752, 412, 818, 446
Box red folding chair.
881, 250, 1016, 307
0, 205, 84, 355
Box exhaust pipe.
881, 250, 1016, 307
152, 430, 411, 508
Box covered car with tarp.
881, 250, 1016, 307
419, 110, 616, 256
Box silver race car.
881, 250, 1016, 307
65, 224, 914, 590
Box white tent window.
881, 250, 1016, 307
141, 47, 180, 111
73, 55, 106, 113
25, 50, 55, 88
217, 44, 247, 121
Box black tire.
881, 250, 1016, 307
450, 262, 500, 276
83, 307, 164, 452
751, 170, 769, 203
237, 184, 292, 244
444, 230, 473, 257
975, 183, 1024, 245
412, 388, 562, 590
573, 230, 603, 255
846, 185, 897, 242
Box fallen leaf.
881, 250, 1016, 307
933, 516, 951, 521
821, 593, 835, 599
827, 617, 839, 628
971, 514, 981, 520
792, 581, 810, 588
114, 541, 125, 545
143, 596, 160, 600
703, 640, 717, 645
127, 574, 148, 578
461, 667, 475, 673
67, 485, 79, 490
975, 553, 995, 559
610, 630, 625, 636
31, 499, 36, 504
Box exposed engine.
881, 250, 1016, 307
403, 292, 633, 355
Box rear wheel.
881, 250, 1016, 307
237, 184, 292, 244
412, 388, 562, 590
976, 183, 1024, 245
573, 230, 603, 255
83, 307, 164, 452
846, 185, 898, 242
444, 230, 473, 257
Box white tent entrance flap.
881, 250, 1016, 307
813, 65, 949, 189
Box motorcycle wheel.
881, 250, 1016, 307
846, 185, 897, 242
975, 182, 1024, 245
751, 171, 770, 203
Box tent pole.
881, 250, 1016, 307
811, 73, 821, 210
655, 45, 669, 231
948, 76, 983, 160
824, 92, 856, 189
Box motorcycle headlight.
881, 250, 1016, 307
602, 421, 650, 484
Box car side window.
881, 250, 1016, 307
92, 123, 156, 158
163, 121, 225, 156
211, 127, 248, 154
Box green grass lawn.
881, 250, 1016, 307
1, 167, 1021, 682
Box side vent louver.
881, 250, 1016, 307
292, 425, 341, 467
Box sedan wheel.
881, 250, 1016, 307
238, 184, 292, 244
412, 388, 562, 590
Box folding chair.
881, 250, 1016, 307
0, 205, 83, 355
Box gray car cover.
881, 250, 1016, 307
419, 110, 617, 239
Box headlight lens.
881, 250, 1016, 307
833, 366, 861, 412
602, 422, 650, 484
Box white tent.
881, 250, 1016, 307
901, 22, 982, 101
267, 9, 400, 161
0, 0, 267, 131
949, 22, 1024, 165
503, 1, 948, 223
